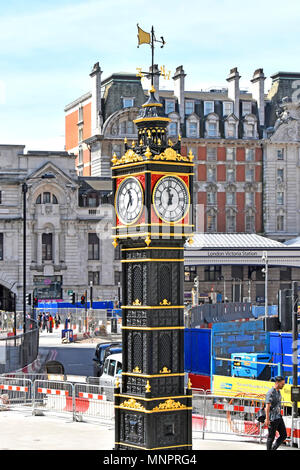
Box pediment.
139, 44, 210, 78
27, 161, 77, 186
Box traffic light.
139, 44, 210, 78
33, 297, 38, 307
80, 294, 86, 305
25, 293, 31, 305
69, 292, 76, 304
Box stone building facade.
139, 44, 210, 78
0, 144, 118, 311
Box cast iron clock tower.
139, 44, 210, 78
112, 27, 194, 451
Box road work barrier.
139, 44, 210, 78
1, 374, 300, 447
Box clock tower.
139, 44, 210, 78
112, 83, 194, 450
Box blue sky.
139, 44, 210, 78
1, 0, 300, 150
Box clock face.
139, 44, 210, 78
116, 177, 144, 225
153, 175, 190, 223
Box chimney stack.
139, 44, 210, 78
173, 65, 186, 124
251, 68, 265, 126
227, 67, 240, 118
90, 62, 102, 134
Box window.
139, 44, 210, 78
245, 214, 255, 232
242, 101, 252, 116
207, 213, 216, 232
78, 127, 83, 142
204, 266, 221, 281
226, 191, 235, 205
247, 123, 255, 137
207, 167, 216, 182
207, 192, 216, 205
184, 265, 197, 282
277, 169, 284, 183
277, 215, 284, 231
127, 121, 134, 134
123, 98, 134, 108
52, 195, 58, 204
187, 121, 197, 137
88, 233, 100, 260
185, 100, 194, 115
112, 144, 122, 157
42, 192, 51, 204
78, 106, 83, 122
277, 192, 284, 205
88, 271, 100, 285
245, 192, 254, 206
280, 267, 291, 281
204, 101, 214, 115
165, 100, 175, 114
207, 147, 217, 161
223, 101, 233, 116
42, 233, 53, 261
226, 214, 236, 232
120, 121, 127, 134
114, 270, 121, 285
0, 233, 3, 260
245, 168, 254, 182
226, 148, 235, 161
78, 147, 83, 164
226, 168, 235, 182
168, 122, 177, 136
227, 123, 236, 138
208, 122, 217, 137
36, 192, 58, 204
245, 148, 255, 161
277, 149, 284, 160
108, 359, 116, 376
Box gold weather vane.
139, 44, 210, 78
136, 24, 166, 87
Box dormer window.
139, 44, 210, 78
168, 122, 177, 136
242, 101, 252, 116
123, 98, 134, 108
187, 121, 198, 138
223, 101, 233, 116
165, 100, 175, 114
208, 122, 217, 137
185, 100, 194, 115
204, 101, 214, 115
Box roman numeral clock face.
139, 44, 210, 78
116, 177, 144, 225
153, 175, 190, 223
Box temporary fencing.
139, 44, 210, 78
74, 383, 114, 422
0, 376, 33, 410
192, 390, 300, 447
33, 379, 74, 418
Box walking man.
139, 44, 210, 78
265, 376, 287, 450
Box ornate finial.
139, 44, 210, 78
159, 366, 171, 374
145, 146, 152, 160
149, 85, 156, 93
168, 139, 173, 147
131, 140, 135, 147
147, 129, 151, 138
178, 134, 181, 141
157, 137, 161, 145
188, 237, 194, 245
124, 137, 127, 144
115, 377, 120, 388
133, 366, 142, 373
187, 378, 192, 390
188, 149, 194, 162
159, 299, 171, 306
133, 299, 142, 306
139, 138, 143, 145
111, 152, 118, 165
145, 380, 151, 393
112, 238, 118, 248
145, 234, 151, 246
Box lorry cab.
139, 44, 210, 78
99, 353, 122, 395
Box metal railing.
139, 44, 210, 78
0, 319, 39, 374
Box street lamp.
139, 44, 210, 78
22, 172, 56, 333
261, 251, 268, 330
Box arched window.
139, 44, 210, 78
36, 192, 58, 204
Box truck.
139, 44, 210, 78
92, 342, 122, 377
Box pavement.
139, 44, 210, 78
1, 329, 297, 453
0, 409, 295, 451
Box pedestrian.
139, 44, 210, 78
49, 314, 53, 333
42, 313, 47, 331
265, 375, 287, 450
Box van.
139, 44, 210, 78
99, 353, 122, 400
93, 342, 122, 377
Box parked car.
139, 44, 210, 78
92, 342, 122, 377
